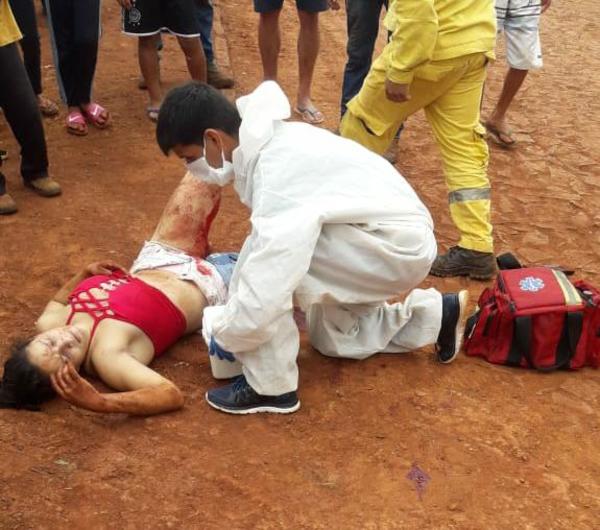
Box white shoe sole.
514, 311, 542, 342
205, 393, 301, 415
439, 290, 470, 364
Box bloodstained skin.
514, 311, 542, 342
151, 173, 222, 258
193, 194, 221, 258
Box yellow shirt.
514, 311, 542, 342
384, 0, 496, 83
0, 0, 22, 47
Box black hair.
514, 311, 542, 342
0, 340, 55, 411
156, 81, 242, 155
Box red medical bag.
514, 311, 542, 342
464, 254, 600, 371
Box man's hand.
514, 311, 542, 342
385, 79, 411, 103
541, 0, 551, 13
51, 362, 105, 412
85, 260, 128, 276
116, 0, 133, 9
328, 0, 341, 10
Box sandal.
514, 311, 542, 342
38, 95, 59, 117
147, 106, 160, 122
82, 102, 110, 129
294, 105, 325, 125
66, 111, 88, 136
484, 121, 516, 148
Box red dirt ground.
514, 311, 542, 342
1, 2, 599, 529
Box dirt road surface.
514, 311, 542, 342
1, 1, 599, 528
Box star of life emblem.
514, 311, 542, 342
519, 276, 545, 292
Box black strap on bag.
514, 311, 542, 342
496, 252, 575, 276
507, 316, 530, 367
508, 312, 583, 371
496, 253, 522, 271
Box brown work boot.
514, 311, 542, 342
26, 176, 62, 197
207, 62, 234, 89
430, 246, 497, 281
0, 192, 18, 214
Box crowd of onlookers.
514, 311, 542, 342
1, 0, 550, 237
0, 0, 236, 214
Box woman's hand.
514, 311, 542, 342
51, 362, 106, 413
85, 260, 128, 276
328, 0, 341, 10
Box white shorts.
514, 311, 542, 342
130, 241, 228, 306
496, 0, 543, 70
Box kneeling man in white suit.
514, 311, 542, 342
156, 80, 469, 414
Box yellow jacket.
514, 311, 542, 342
0, 0, 21, 47
384, 0, 496, 83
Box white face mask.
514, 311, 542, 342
186, 146, 235, 187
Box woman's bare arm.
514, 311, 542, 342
51, 354, 184, 416
36, 261, 128, 331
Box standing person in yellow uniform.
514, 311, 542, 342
340, 0, 498, 280
0, 0, 61, 215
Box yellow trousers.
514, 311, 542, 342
340, 50, 493, 253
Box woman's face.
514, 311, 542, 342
26, 325, 88, 376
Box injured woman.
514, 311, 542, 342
0, 172, 234, 415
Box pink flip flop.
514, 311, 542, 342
66, 111, 88, 136
82, 102, 111, 129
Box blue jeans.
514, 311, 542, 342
340, 0, 387, 117
206, 252, 238, 288
195, 0, 215, 64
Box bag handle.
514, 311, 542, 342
496, 253, 522, 270
509, 313, 582, 371
497, 252, 575, 276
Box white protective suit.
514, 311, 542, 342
202, 82, 442, 396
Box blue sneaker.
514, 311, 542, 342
205, 375, 300, 415
435, 290, 469, 364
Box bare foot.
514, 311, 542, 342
66, 107, 88, 136
294, 98, 324, 125
484, 116, 516, 147
80, 102, 110, 129
38, 95, 59, 117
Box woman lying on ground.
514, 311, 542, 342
0, 173, 233, 415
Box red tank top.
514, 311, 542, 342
67, 271, 187, 356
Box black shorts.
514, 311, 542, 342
122, 0, 200, 37
253, 0, 329, 13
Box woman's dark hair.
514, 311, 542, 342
0, 340, 55, 411
156, 81, 242, 155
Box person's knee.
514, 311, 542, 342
177, 36, 202, 55
346, 36, 372, 68
297, 10, 319, 29
74, 27, 99, 50
340, 110, 391, 155
139, 35, 158, 50
259, 9, 281, 26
